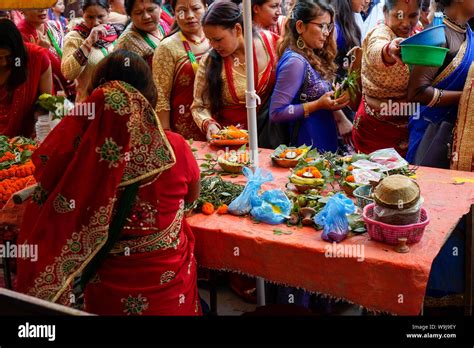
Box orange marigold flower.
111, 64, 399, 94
202, 202, 215, 215
346, 175, 355, 183
217, 204, 228, 215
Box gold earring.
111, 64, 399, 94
297, 35, 305, 49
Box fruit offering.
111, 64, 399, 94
289, 160, 327, 193
217, 149, 250, 174
210, 125, 249, 146
271, 145, 310, 168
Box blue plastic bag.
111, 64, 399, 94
314, 192, 355, 243
250, 189, 292, 225
228, 167, 273, 216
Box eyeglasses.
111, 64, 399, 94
307, 21, 334, 33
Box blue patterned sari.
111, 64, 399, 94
407, 26, 474, 163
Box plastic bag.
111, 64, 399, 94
228, 167, 273, 216
352, 168, 382, 185
369, 148, 409, 171
250, 189, 292, 225
314, 192, 355, 243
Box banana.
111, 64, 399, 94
289, 174, 325, 186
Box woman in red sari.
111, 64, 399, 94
17, 8, 71, 96
16, 50, 201, 316
0, 19, 53, 137
191, 0, 278, 140
153, 0, 209, 140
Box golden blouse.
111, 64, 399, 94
61, 30, 115, 102
115, 25, 163, 59
361, 24, 410, 100
191, 46, 268, 132
153, 32, 208, 112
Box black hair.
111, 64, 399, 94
125, 0, 163, 16
331, 0, 361, 50
82, 0, 110, 11
90, 50, 158, 107
0, 19, 28, 91
201, 0, 245, 116
280, 0, 337, 80
421, 0, 431, 11
434, 0, 451, 8
251, 0, 269, 14
384, 0, 422, 12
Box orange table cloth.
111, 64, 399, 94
188, 142, 474, 315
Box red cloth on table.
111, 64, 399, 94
188, 142, 474, 315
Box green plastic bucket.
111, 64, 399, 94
401, 44, 449, 67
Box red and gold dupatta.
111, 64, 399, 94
220, 30, 277, 128
15, 81, 176, 305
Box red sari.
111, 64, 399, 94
352, 96, 409, 156
17, 19, 71, 94
219, 30, 278, 128
170, 42, 207, 141
0, 43, 50, 137
16, 81, 201, 316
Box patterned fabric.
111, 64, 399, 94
115, 21, 170, 66
270, 48, 338, 152
61, 31, 115, 102
361, 24, 410, 99
191, 30, 278, 131
153, 31, 209, 140
407, 26, 474, 163
84, 131, 201, 315
16, 81, 176, 305
452, 62, 474, 172
73, 23, 121, 49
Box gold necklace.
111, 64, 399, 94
181, 32, 206, 45
443, 16, 467, 33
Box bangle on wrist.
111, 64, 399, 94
383, 43, 396, 66
434, 89, 443, 106
427, 88, 440, 108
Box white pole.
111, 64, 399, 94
242, 0, 265, 307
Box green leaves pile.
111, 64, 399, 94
185, 176, 244, 212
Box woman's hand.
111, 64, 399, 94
317, 91, 350, 111
206, 123, 220, 141
385, 38, 404, 64
334, 111, 353, 145
84, 24, 108, 46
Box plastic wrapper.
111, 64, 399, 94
369, 148, 409, 171
352, 159, 384, 171
250, 190, 292, 225
228, 167, 273, 216
352, 168, 382, 185
374, 197, 424, 226
315, 193, 356, 243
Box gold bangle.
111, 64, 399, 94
427, 88, 440, 108
303, 103, 310, 118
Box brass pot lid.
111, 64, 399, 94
373, 175, 420, 209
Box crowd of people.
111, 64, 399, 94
1, 0, 473, 315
